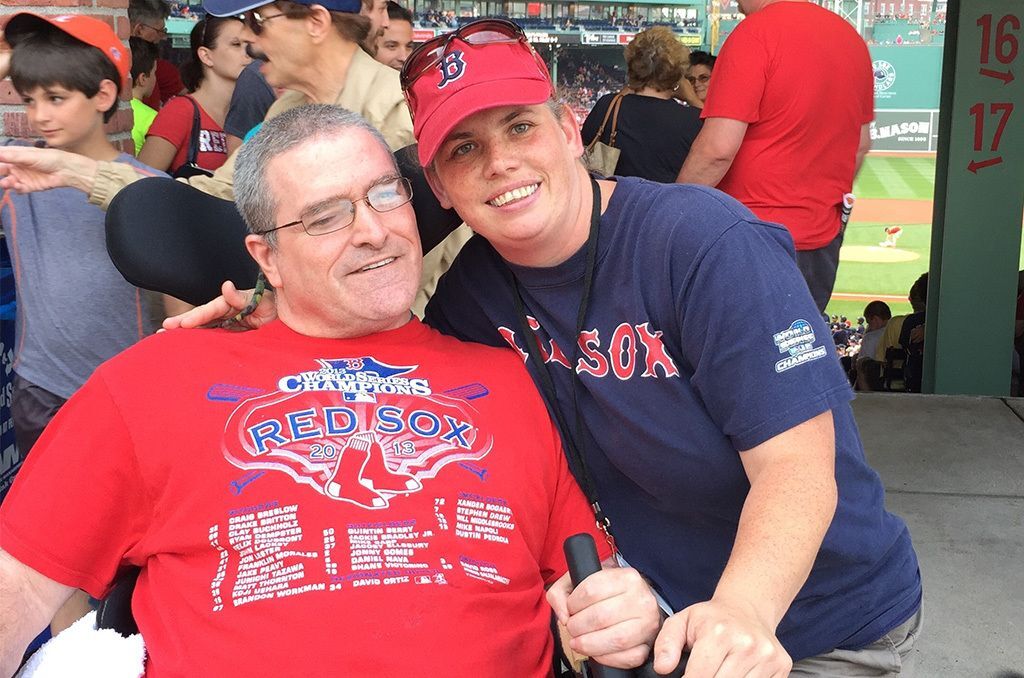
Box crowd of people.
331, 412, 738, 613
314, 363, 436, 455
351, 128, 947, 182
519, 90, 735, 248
168, 1, 205, 20
418, 8, 458, 27
556, 56, 624, 118
0, 0, 979, 675
415, 7, 697, 31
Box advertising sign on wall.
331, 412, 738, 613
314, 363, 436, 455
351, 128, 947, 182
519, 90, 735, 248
869, 109, 940, 151
870, 45, 943, 110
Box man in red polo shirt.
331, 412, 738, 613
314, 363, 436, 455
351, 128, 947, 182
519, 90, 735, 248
677, 0, 873, 311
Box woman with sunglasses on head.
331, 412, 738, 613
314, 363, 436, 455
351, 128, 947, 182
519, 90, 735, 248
581, 26, 703, 184
139, 16, 251, 175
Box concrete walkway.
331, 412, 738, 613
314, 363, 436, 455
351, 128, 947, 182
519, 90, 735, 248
852, 393, 1024, 677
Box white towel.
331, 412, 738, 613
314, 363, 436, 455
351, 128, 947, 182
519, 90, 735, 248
16, 611, 145, 678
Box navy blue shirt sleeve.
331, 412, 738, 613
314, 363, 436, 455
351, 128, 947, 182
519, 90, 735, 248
675, 218, 853, 451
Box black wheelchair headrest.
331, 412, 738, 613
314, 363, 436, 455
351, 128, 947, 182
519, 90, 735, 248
106, 177, 257, 307
104, 144, 462, 306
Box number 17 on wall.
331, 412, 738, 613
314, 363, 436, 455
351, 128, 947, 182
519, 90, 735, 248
969, 12, 1019, 173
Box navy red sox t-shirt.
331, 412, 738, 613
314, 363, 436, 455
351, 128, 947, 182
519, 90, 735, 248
426, 177, 921, 661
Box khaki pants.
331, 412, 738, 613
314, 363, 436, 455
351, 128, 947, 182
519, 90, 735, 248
790, 607, 923, 677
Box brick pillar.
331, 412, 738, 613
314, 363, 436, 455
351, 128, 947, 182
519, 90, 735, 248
1, 0, 133, 153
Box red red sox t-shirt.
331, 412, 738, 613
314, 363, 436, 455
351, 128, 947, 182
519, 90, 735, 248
146, 95, 229, 174
1, 319, 610, 677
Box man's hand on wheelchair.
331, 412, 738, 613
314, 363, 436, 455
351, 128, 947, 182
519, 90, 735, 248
162, 280, 279, 331
547, 564, 662, 669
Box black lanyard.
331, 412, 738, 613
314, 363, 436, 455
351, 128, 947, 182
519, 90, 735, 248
505, 177, 615, 551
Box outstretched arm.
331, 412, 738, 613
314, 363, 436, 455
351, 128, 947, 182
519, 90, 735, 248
0, 146, 107, 195
653, 411, 838, 677
0, 548, 75, 677
0, 143, 236, 210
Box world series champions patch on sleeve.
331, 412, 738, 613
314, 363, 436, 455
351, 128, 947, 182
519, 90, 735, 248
0, 318, 608, 677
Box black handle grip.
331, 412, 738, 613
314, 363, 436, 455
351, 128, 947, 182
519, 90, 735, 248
564, 533, 604, 588
563, 533, 633, 678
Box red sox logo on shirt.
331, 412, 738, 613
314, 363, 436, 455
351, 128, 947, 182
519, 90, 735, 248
498, 317, 681, 379
222, 358, 492, 509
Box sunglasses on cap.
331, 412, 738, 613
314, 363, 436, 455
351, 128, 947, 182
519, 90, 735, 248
400, 19, 546, 118
236, 8, 301, 35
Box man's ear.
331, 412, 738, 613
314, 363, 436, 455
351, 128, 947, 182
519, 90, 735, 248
306, 4, 334, 43
93, 79, 120, 114
556, 103, 584, 158
423, 164, 454, 210
245, 234, 283, 289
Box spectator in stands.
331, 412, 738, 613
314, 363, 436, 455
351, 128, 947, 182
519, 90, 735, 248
139, 17, 251, 176
375, 1, 415, 70
129, 37, 161, 155
361, 0, 391, 55
224, 59, 277, 155
130, 0, 186, 110
581, 27, 702, 183
216, 0, 398, 152
558, 55, 625, 114
874, 273, 928, 392
855, 300, 892, 391
898, 274, 928, 393
677, 0, 874, 312
0, 12, 163, 637
681, 50, 715, 108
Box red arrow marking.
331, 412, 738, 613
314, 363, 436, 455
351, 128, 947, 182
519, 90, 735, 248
979, 68, 1014, 84
968, 156, 1003, 173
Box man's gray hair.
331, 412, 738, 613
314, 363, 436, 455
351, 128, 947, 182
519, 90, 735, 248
128, 0, 170, 26
234, 104, 395, 246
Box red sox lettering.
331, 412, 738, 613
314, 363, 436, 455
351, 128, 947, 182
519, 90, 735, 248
498, 316, 681, 379
222, 357, 492, 509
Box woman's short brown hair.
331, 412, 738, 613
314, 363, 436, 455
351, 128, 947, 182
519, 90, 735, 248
624, 26, 689, 92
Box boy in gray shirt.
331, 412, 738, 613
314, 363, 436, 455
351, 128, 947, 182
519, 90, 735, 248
0, 15, 162, 495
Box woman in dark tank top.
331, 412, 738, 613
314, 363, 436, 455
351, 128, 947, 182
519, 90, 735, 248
581, 26, 704, 184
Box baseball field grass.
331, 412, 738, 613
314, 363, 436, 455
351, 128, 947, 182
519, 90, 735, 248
824, 154, 1024, 322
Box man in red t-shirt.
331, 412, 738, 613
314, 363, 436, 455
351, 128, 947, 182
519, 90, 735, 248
677, 0, 874, 311
0, 106, 661, 676
129, 0, 185, 110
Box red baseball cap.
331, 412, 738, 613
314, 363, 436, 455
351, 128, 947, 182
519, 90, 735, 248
4, 13, 131, 90
406, 34, 554, 166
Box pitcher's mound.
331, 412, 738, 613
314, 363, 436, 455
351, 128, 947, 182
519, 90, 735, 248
839, 246, 920, 263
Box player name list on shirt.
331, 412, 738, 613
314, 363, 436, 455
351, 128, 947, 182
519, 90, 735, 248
206, 491, 520, 611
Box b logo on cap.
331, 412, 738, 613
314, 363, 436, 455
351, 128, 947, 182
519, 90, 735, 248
436, 50, 467, 89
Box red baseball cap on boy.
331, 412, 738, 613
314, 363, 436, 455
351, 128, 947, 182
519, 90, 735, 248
403, 22, 555, 166
4, 13, 131, 90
